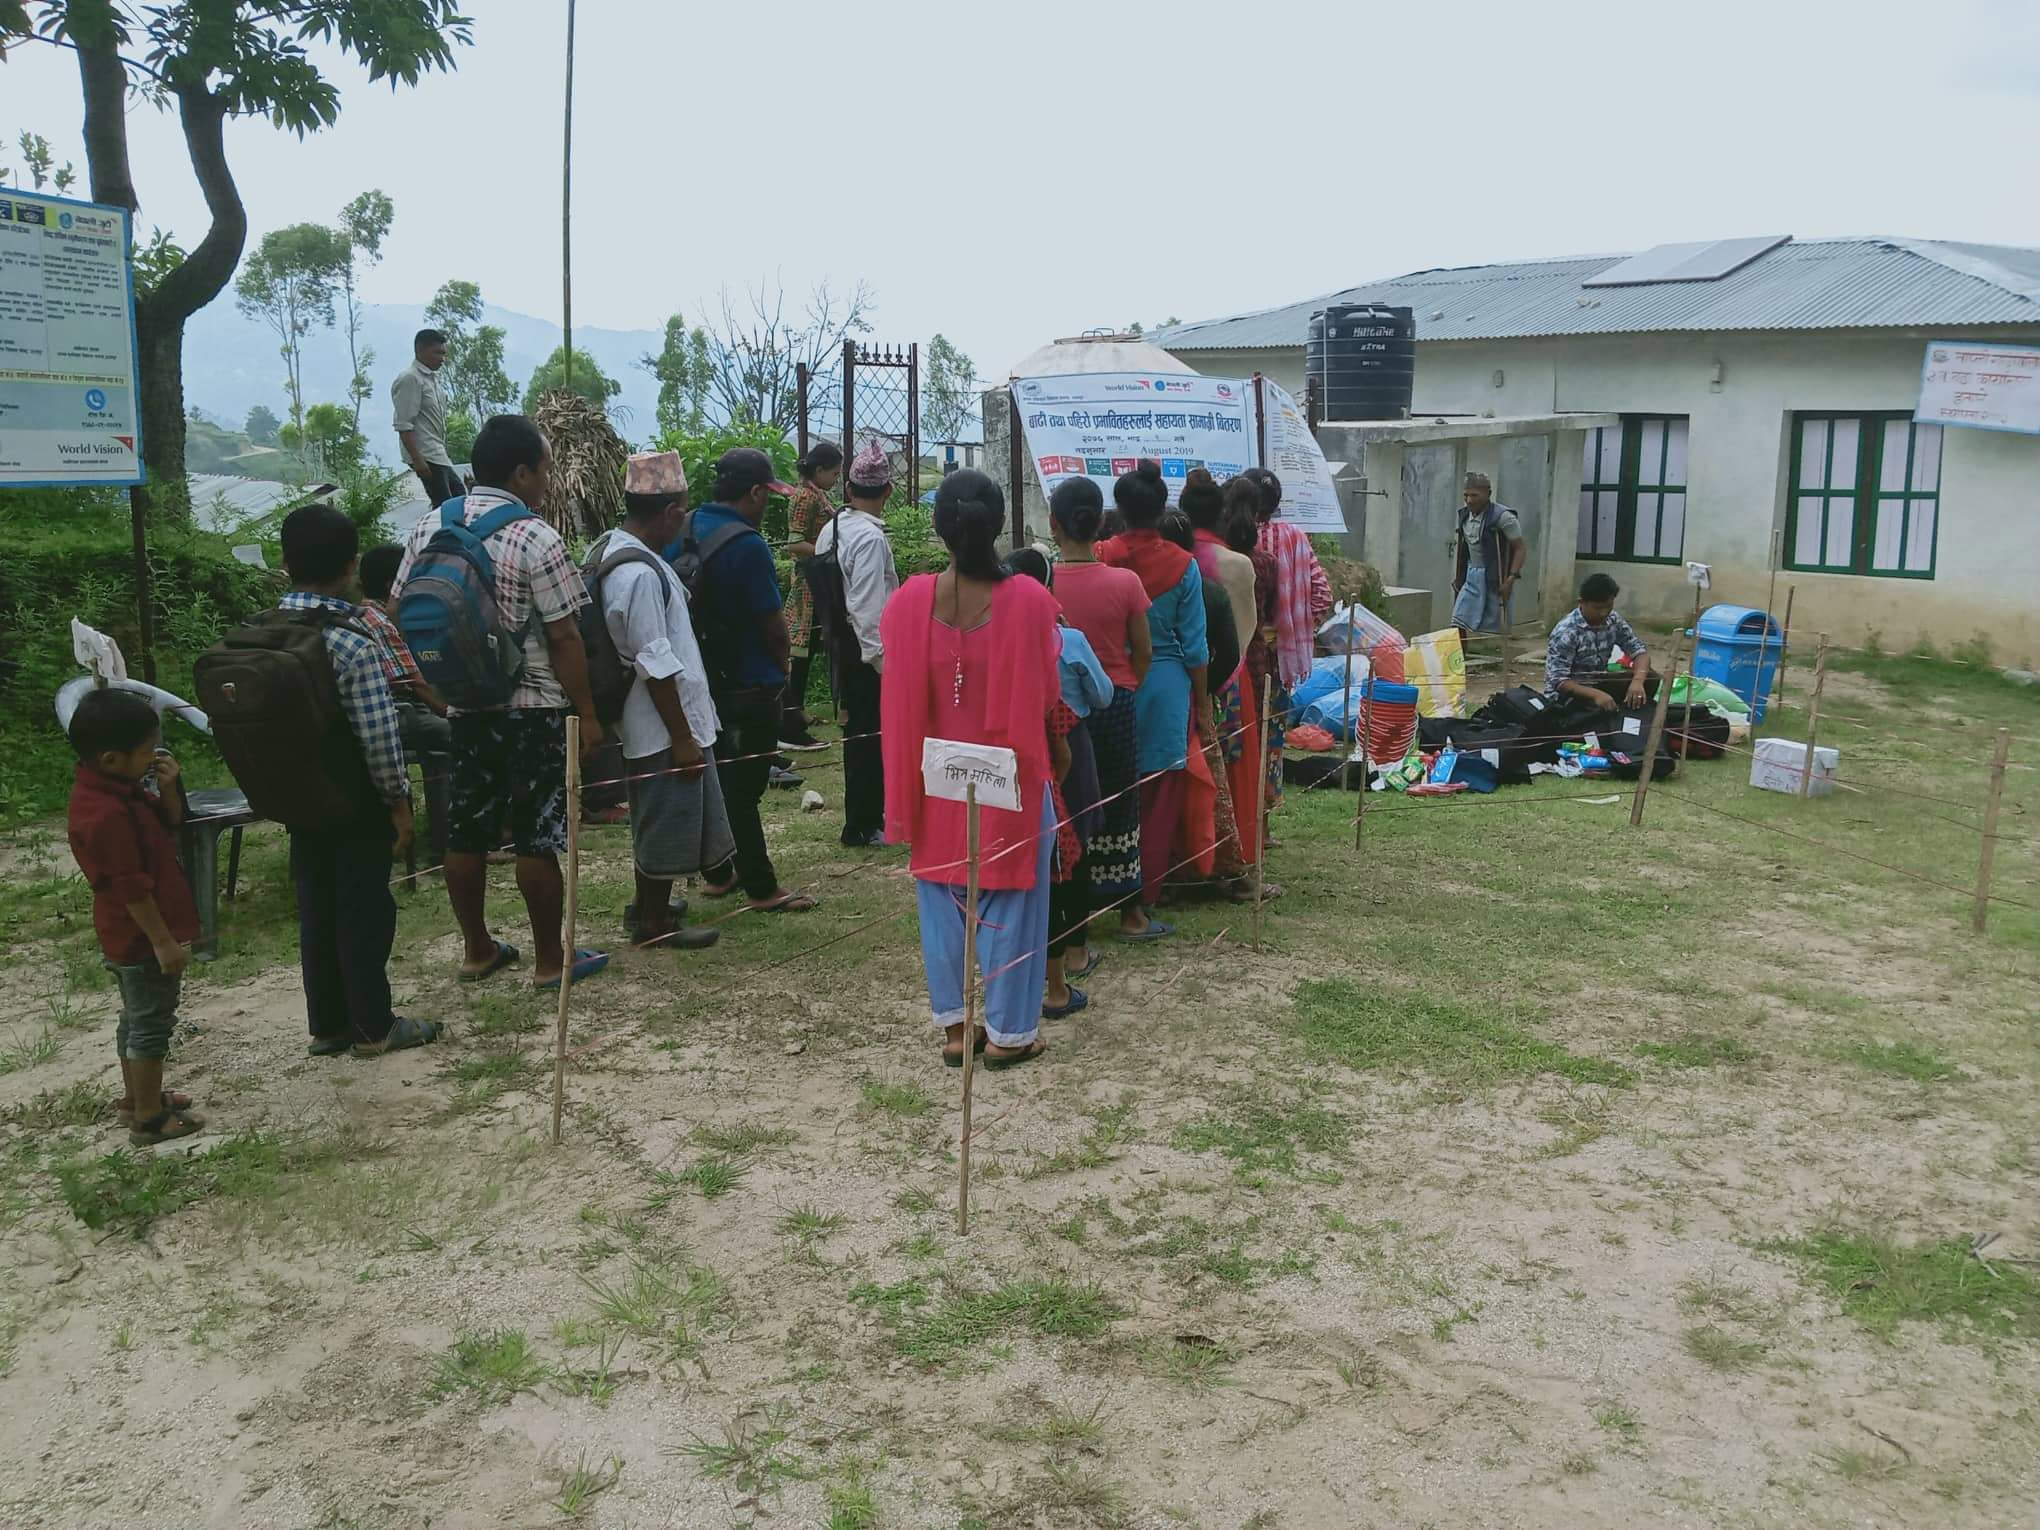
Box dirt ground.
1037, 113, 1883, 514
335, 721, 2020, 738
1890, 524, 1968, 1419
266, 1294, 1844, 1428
2, 652, 2037, 1530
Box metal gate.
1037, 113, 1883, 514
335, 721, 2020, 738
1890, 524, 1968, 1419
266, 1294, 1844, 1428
798, 341, 918, 500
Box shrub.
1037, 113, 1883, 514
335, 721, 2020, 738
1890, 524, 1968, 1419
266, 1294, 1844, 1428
0, 487, 276, 824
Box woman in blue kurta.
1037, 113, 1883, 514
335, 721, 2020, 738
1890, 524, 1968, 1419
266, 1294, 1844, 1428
1098, 461, 1209, 914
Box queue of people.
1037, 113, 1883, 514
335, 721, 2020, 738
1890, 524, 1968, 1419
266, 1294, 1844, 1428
69, 400, 1330, 1127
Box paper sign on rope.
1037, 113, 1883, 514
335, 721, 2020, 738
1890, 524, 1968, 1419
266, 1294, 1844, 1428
922, 738, 1020, 812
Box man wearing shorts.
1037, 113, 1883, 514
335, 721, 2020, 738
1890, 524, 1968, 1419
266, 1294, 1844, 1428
392, 413, 608, 990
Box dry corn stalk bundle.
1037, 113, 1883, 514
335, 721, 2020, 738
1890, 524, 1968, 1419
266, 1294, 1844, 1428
531, 391, 626, 540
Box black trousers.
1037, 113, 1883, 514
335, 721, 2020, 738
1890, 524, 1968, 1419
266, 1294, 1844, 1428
1048, 856, 1091, 959
291, 821, 397, 1045
840, 654, 884, 840
416, 460, 464, 508
707, 686, 782, 899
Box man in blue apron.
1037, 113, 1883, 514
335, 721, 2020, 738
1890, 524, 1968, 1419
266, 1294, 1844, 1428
1451, 472, 1528, 637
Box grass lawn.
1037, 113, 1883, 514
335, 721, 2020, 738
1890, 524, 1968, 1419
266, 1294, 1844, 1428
0, 640, 2035, 1527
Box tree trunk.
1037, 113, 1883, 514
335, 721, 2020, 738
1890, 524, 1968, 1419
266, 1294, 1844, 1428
74, 41, 247, 515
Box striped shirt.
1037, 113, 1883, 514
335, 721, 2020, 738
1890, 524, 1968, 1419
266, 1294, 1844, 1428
391, 486, 588, 711
278, 592, 410, 804
354, 599, 424, 697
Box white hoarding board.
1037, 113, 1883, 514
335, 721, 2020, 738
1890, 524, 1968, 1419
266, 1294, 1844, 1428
1917, 339, 2040, 436
1258, 376, 1346, 532
1013, 372, 1253, 505
0, 189, 143, 486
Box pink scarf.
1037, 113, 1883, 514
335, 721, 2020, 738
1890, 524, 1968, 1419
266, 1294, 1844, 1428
1258, 519, 1332, 688
878, 573, 1060, 851
1098, 528, 1193, 601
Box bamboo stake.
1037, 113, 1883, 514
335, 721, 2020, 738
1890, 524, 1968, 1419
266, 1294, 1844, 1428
550, 713, 582, 1145
1973, 728, 2011, 934
560, 0, 576, 392
1355, 641, 1374, 853
956, 785, 981, 1235
1337, 622, 1356, 797
1253, 674, 1273, 952
1797, 634, 1830, 801
1773, 585, 1796, 717
1630, 632, 1684, 828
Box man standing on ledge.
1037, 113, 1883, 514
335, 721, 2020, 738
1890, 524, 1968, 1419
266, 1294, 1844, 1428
392, 328, 461, 507
1452, 471, 1528, 638
1545, 571, 1650, 712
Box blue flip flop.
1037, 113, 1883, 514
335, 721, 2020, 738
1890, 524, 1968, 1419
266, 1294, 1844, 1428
1064, 952, 1105, 982
1042, 988, 1089, 1020
1118, 920, 1175, 945
458, 941, 520, 983
536, 949, 609, 991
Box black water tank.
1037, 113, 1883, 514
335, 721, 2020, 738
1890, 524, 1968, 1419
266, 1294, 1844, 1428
1306, 304, 1415, 421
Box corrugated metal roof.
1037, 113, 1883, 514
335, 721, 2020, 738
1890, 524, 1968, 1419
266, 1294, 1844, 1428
1154, 237, 2040, 351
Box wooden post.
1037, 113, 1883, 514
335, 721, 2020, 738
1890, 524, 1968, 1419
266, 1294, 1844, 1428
1629, 633, 1683, 828
1773, 585, 1796, 717
1355, 641, 1374, 853
127, 484, 157, 683
1336, 619, 1357, 796
550, 714, 582, 1145
956, 786, 981, 1235
1253, 675, 1273, 952
1797, 634, 1830, 801
1973, 728, 2011, 934
559, 0, 576, 393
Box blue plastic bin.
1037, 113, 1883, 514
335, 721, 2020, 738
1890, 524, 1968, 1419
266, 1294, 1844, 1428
1691, 604, 1784, 721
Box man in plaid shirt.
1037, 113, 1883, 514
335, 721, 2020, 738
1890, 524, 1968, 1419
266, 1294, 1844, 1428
276, 505, 440, 1056
1545, 571, 1651, 711
392, 413, 607, 991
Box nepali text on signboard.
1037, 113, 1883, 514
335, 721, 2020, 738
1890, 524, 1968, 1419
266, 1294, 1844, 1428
1917, 339, 2040, 436
0, 190, 143, 487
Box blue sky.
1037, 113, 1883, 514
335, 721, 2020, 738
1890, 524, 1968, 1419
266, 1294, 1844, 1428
6, 0, 2038, 385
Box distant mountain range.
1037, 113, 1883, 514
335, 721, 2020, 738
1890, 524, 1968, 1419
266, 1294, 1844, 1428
184, 298, 664, 459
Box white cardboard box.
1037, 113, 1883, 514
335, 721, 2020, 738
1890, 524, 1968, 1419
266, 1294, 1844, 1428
1751, 737, 1838, 796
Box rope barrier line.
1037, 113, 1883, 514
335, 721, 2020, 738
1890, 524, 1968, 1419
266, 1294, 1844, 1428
1650, 788, 2036, 911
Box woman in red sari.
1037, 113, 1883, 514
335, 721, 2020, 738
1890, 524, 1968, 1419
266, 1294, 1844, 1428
880, 470, 1062, 1070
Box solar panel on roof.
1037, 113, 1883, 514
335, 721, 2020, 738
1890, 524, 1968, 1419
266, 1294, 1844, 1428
1582, 235, 1790, 287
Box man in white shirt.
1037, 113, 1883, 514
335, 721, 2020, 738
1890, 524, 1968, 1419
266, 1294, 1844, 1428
593, 451, 734, 952
816, 441, 902, 847
391, 329, 461, 507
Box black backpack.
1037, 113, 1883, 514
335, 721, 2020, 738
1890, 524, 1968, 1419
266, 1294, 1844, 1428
804, 506, 854, 663
1471, 684, 1556, 732
577, 531, 672, 728
1662, 704, 1731, 760
193, 609, 385, 827
1598, 711, 1678, 781
666, 510, 751, 683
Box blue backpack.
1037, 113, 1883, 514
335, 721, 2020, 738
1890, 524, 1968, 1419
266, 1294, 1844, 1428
395, 496, 535, 709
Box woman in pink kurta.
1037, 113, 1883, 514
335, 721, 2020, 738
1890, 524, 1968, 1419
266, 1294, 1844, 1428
880, 470, 1062, 1069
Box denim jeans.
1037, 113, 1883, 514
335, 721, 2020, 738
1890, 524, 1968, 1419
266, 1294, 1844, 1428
107, 958, 182, 1061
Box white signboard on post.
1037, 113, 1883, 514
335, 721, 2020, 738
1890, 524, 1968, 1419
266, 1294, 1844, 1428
1257, 376, 1346, 532
1013, 372, 1253, 506
1917, 339, 2040, 436
0, 189, 143, 486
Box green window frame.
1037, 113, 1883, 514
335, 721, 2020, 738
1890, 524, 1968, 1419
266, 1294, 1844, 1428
1785, 413, 1941, 579
1576, 414, 1689, 564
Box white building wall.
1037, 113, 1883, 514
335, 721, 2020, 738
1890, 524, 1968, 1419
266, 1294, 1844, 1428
1172, 330, 2040, 663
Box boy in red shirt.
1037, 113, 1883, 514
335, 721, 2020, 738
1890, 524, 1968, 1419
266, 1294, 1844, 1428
65, 688, 205, 1144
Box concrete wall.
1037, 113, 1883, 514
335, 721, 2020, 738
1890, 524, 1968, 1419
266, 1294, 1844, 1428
1173, 329, 2040, 663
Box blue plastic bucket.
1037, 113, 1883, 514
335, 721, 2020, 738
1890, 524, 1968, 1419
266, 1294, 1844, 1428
1691, 604, 1784, 721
